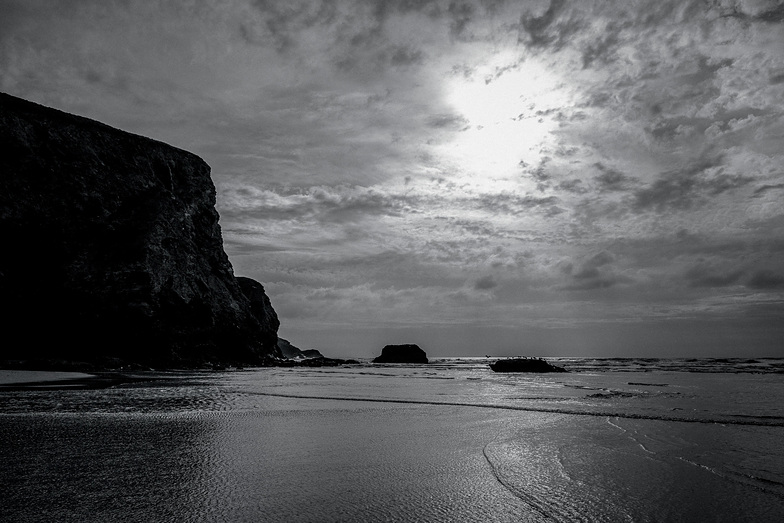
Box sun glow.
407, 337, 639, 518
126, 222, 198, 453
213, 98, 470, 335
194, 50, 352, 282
441, 56, 568, 188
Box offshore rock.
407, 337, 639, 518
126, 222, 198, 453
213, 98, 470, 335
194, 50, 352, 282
0, 92, 280, 368
276, 356, 359, 367
489, 358, 567, 373
373, 344, 428, 364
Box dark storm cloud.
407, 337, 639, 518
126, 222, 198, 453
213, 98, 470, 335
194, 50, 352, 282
556, 179, 587, 194
633, 170, 701, 212
753, 183, 784, 197
747, 270, 784, 290
703, 174, 755, 195
389, 45, 425, 66
241, 0, 442, 77
246, 0, 501, 54
520, 157, 554, 191
335, 44, 428, 72
684, 265, 744, 288
630, 155, 756, 213
244, 0, 339, 50
647, 106, 767, 144
514, 0, 709, 60
580, 23, 622, 69
593, 163, 633, 192
719, 2, 784, 23
517, 0, 579, 50
474, 274, 498, 290
559, 251, 631, 291
602, 231, 784, 281
447, 1, 476, 38
684, 56, 735, 87
573, 251, 613, 280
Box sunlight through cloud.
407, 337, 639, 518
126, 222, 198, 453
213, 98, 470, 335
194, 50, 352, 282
442, 52, 568, 185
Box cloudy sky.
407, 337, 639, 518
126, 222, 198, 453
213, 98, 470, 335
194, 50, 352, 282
2, 0, 783, 358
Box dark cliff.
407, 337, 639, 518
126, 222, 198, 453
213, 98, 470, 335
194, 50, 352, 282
0, 92, 280, 368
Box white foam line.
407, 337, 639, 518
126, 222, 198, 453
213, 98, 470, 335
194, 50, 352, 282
606, 417, 657, 455
481, 439, 570, 522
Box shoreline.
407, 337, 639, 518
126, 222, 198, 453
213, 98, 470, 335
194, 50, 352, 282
0, 369, 205, 391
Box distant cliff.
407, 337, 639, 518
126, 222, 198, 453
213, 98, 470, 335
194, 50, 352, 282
0, 92, 281, 368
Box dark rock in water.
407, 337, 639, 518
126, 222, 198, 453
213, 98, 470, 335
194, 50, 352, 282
373, 344, 428, 364
490, 358, 567, 373
275, 337, 323, 360
276, 356, 358, 367
0, 92, 280, 369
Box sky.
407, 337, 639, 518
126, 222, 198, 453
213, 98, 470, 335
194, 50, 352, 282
2, 0, 783, 358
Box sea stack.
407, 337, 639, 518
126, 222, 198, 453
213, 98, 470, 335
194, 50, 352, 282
373, 344, 428, 364
0, 92, 280, 368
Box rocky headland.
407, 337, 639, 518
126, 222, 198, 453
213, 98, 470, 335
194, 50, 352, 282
277, 338, 323, 360
0, 93, 281, 370
274, 338, 359, 366
373, 344, 428, 364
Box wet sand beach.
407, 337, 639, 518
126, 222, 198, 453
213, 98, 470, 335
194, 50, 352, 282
1, 360, 783, 522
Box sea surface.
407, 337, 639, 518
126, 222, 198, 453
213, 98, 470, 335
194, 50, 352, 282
1, 357, 783, 522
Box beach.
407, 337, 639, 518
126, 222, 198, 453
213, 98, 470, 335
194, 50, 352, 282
1, 359, 783, 522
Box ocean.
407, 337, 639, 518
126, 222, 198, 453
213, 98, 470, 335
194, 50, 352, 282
1, 358, 783, 522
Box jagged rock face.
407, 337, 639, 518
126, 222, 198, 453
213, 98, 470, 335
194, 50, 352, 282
275, 337, 323, 360
373, 344, 428, 364
276, 338, 303, 359
237, 277, 279, 351
0, 92, 279, 367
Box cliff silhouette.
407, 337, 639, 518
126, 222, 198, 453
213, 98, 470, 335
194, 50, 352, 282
0, 92, 280, 369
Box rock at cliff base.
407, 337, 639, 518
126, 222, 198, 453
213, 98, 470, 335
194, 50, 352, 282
0, 92, 279, 369
373, 344, 428, 364
275, 337, 324, 360
276, 338, 303, 359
